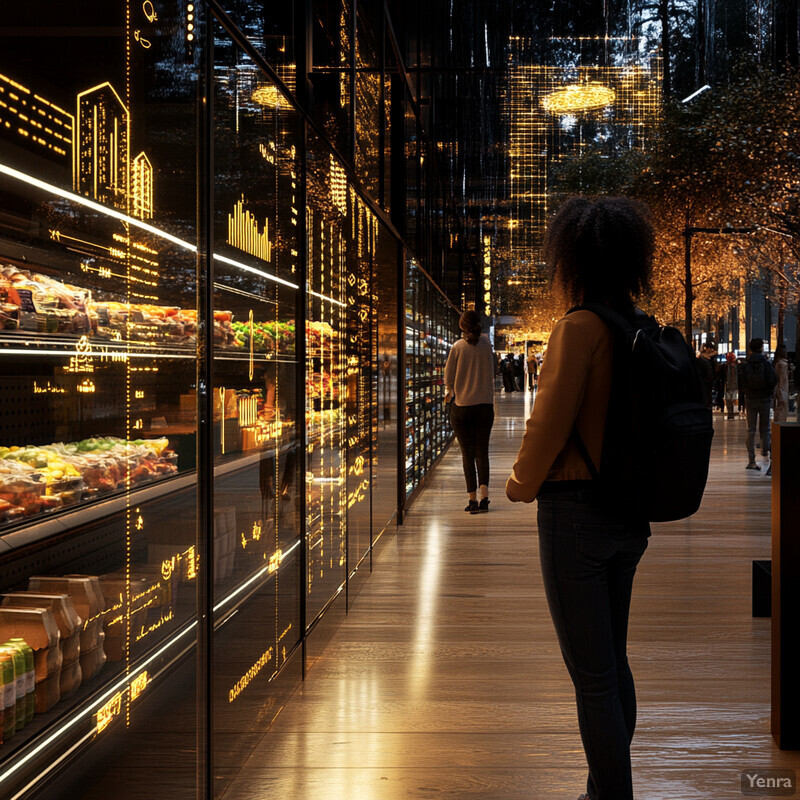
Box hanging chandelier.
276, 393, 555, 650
541, 82, 615, 114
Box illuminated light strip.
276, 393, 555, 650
0, 162, 299, 291
0, 348, 195, 359
213, 253, 297, 290
213, 281, 278, 305
0, 620, 196, 789
309, 290, 346, 308
8, 729, 96, 800
213, 539, 300, 613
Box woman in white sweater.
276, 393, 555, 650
444, 310, 495, 513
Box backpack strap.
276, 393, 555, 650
567, 302, 637, 338
570, 429, 600, 481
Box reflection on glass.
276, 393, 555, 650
211, 29, 301, 798
0, 3, 199, 798
405, 259, 457, 498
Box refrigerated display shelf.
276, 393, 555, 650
0, 332, 297, 364
0, 440, 296, 554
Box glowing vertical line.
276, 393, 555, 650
124, 0, 132, 729
248, 309, 254, 381
219, 387, 226, 454
92, 106, 98, 199
113, 117, 118, 194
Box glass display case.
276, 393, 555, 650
0, 3, 204, 797
404, 257, 458, 498
0, 3, 460, 798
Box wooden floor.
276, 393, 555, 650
223, 391, 799, 800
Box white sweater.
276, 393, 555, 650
444, 335, 495, 406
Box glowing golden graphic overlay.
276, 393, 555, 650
505, 40, 661, 271
329, 155, 347, 216
229, 646, 274, 702
0, 71, 74, 159
76, 82, 129, 207
131, 151, 153, 219
252, 85, 290, 109
541, 82, 616, 114
228, 196, 273, 263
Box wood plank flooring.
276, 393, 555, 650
222, 392, 799, 800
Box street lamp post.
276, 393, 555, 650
683, 226, 755, 345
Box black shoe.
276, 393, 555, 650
766, 465, 772, 476
478, 497, 490, 513
746, 462, 761, 471
464, 500, 479, 513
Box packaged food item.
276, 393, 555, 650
99, 573, 151, 662
2, 593, 82, 664
1, 645, 25, 731
4, 639, 34, 725
59, 658, 82, 699
78, 631, 106, 681
0, 649, 15, 742
34, 673, 60, 714
27, 576, 103, 656
0, 608, 61, 688
0, 302, 18, 330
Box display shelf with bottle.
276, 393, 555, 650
404, 259, 458, 499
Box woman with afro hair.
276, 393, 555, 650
506, 196, 655, 800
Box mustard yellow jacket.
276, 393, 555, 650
506, 309, 613, 502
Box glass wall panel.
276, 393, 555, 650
0, 4, 461, 797
0, 3, 200, 797
373, 226, 399, 531
404, 257, 457, 498
345, 194, 377, 575
305, 129, 348, 622
355, 3, 381, 198
218, 0, 297, 88
405, 99, 419, 251
311, 0, 352, 158
211, 28, 301, 795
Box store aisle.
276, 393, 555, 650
222, 392, 798, 800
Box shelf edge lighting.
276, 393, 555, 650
0, 161, 311, 294
0, 536, 301, 795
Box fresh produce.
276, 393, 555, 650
0, 437, 177, 525
231, 320, 295, 353
306, 321, 337, 351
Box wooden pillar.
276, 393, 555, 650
771, 422, 800, 749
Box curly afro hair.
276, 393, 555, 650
544, 196, 654, 310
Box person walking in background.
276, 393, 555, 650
444, 310, 495, 514
515, 352, 525, 391
741, 337, 777, 471
737, 354, 748, 415
506, 196, 654, 800
526, 350, 539, 390
722, 352, 739, 419
697, 341, 718, 409
502, 352, 517, 393
773, 344, 790, 424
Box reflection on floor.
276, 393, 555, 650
223, 391, 800, 800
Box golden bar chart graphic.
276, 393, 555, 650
228, 195, 273, 262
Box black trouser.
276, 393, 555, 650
450, 403, 494, 493
538, 495, 650, 800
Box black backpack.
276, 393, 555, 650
742, 357, 777, 397
568, 303, 714, 523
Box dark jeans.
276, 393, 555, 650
537, 495, 650, 800
449, 403, 494, 493
746, 397, 771, 461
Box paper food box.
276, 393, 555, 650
28, 576, 106, 676
0, 607, 61, 685
1, 592, 82, 664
